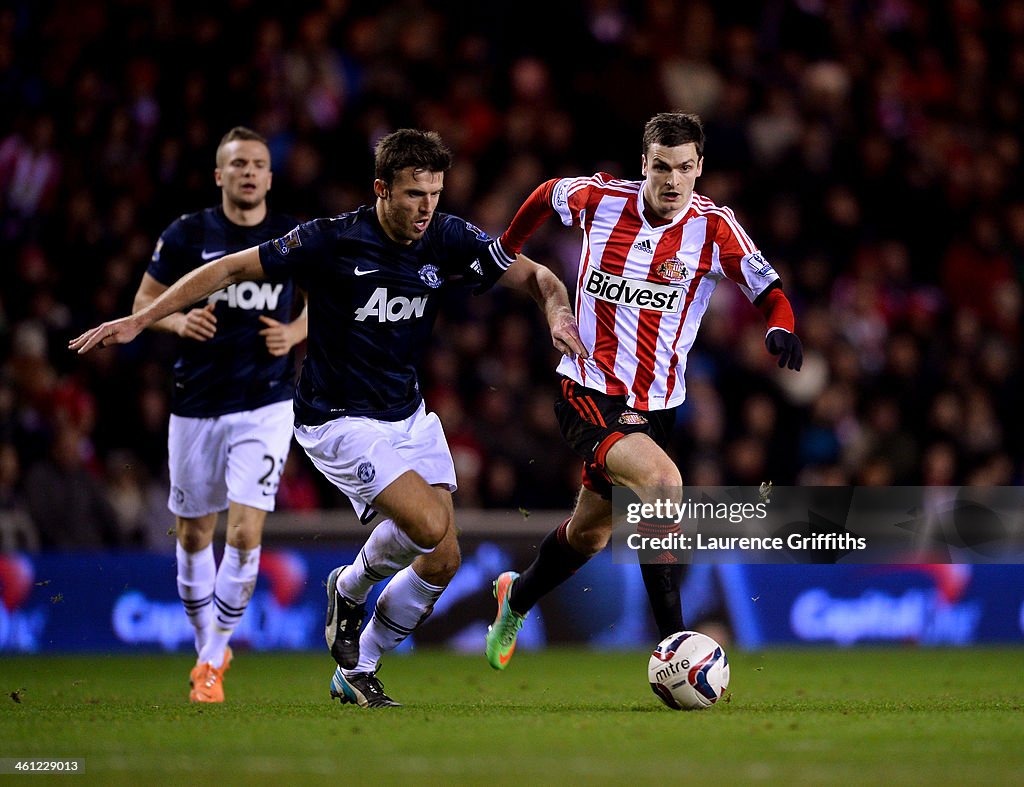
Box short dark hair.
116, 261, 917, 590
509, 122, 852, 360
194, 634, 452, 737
374, 129, 453, 187
642, 112, 705, 159
216, 126, 269, 165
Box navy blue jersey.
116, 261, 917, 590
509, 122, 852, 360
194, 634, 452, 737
148, 206, 300, 418
258, 205, 512, 425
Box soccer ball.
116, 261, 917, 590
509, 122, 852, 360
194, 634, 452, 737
648, 631, 730, 710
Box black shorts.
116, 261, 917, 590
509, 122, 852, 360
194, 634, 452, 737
554, 377, 677, 499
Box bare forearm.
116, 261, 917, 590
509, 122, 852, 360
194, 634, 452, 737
134, 249, 259, 331
71, 250, 260, 355
503, 255, 571, 319
498, 255, 587, 360
132, 291, 187, 334
530, 265, 573, 325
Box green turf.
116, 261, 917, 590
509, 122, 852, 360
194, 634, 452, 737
1, 648, 1022, 785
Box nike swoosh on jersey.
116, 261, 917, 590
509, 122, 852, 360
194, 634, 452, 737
354, 267, 379, 276
201, 249, 226, 260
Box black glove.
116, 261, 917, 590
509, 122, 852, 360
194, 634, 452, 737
765, 329, 803, 370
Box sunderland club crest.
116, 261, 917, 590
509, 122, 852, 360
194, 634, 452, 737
657, 257, 689, 281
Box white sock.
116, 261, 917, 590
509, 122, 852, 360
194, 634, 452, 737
336, 519, 432, 603
347, 566, 444, 675
199, 544, 261, 667
176, 541, 215, 657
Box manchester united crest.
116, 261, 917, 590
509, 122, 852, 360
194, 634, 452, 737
418, 264, 443, 288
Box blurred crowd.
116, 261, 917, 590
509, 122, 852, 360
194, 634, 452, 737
1, 0, 1022, 551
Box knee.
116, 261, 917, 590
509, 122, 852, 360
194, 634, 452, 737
226, 511, 265, 550
417, 537, 461, 585
178, 529, 205, 552
655, 466, 683, 490
399, 501, 450, 550
637, 464, 682, 492
176, 519, 213, 552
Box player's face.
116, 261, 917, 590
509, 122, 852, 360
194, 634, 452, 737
375, 167, 444, 245
641, 143, 703, 221
215, 140, 273, 211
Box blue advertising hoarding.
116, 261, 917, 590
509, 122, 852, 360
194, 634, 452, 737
727, 563, 1024, 648
1, 546, 1022, 653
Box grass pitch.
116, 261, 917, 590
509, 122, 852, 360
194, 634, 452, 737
1, 648, 1022, 785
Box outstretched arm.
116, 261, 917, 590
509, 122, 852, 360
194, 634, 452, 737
133, 273, 218, 341
498, 254, 588, 360
70, 247, 265, 354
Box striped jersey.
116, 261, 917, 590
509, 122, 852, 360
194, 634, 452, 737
501, 173, 780, 411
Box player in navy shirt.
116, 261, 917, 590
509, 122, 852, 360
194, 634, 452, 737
131, 127, 307, 703
146, 199, 299, 417
258, 205, 516, 425
72, 129, 584, 707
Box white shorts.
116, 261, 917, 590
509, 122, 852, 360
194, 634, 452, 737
167, 400, 295, 517
294, 402, 456, 522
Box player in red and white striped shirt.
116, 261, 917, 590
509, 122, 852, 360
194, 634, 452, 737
486, 113, 803, 669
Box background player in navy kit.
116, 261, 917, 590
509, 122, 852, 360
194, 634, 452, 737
132, 126, 307, 703
72, 128, 584, 708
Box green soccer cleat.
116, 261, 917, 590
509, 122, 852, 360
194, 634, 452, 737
486, 571, 527, 670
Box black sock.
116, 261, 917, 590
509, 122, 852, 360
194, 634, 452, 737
509, 519, 590, 615
641, 562, 686, 639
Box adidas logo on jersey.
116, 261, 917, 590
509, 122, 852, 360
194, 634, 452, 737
632, 238, 654, 254
584, 269, 683, 313
354, 287, 429, 322
207, 282, 283, 311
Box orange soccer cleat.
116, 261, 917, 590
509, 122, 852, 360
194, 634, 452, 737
188, 646, 233, 703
